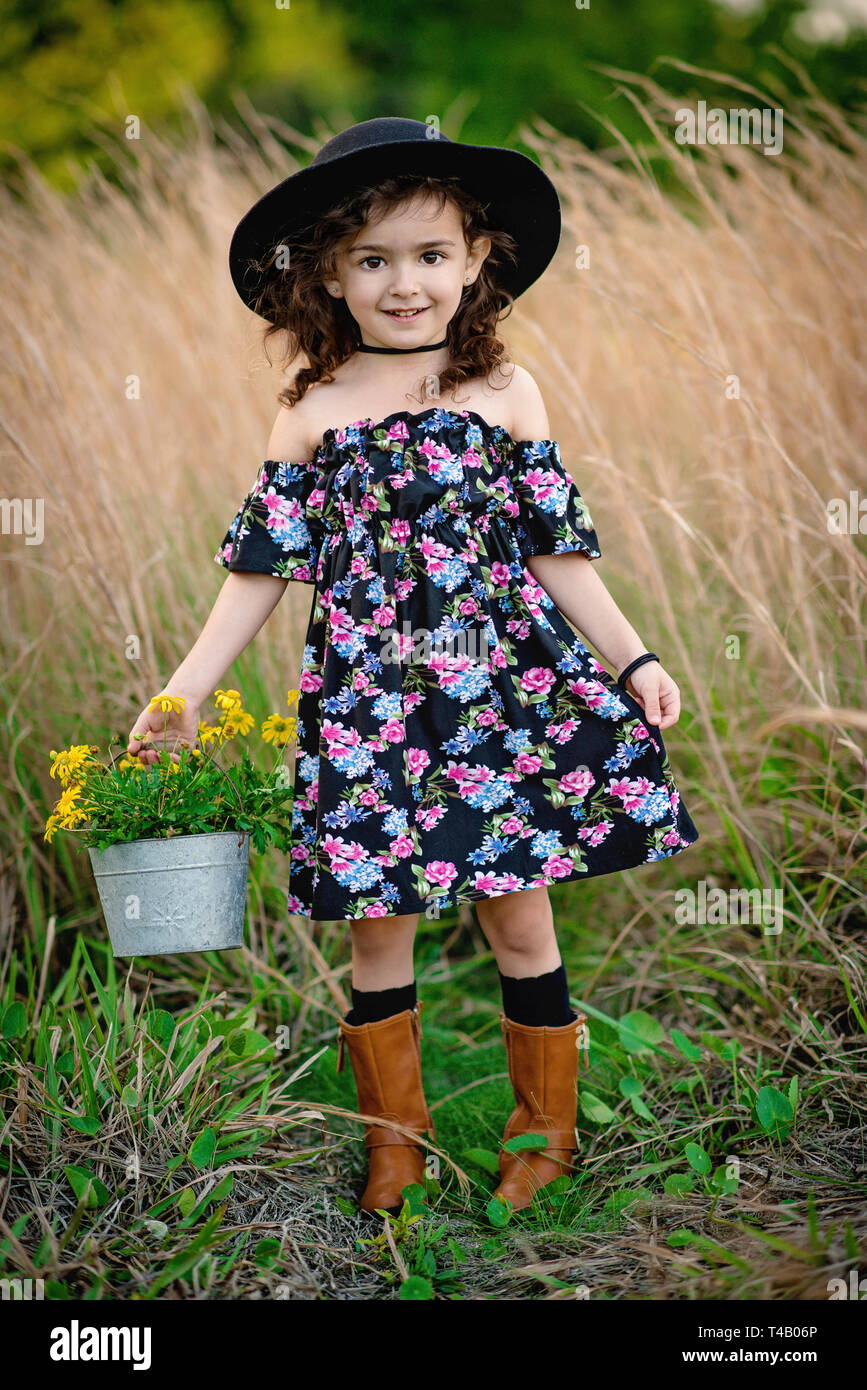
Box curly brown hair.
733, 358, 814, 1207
247, 173, 520, 412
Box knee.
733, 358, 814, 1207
349, 913, 417, 961
476, 888, 553, 955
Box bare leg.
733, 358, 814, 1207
348, 911, 419, 991
475, 885, 562, 977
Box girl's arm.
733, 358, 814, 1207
509, 367, 681, 729
160, 571, 288, 706
525, 550, 647, 675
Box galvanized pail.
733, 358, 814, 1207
88, 831, 250, 957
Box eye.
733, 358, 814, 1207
359, 256, 384, 269
421, 251, 445, 264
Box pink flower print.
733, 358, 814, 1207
541, 853, 573, 879
490, 561, 512, 586
350, 555, 368, 574
352, 670, 371, 692
489, 645, 508, 670
361, 494, 379, 514
403, 691, 424, 714
390, 834, 414, 858
566, 676, 608, 709
446, 760, 492, 786
308, 486, 325, 511
663, 829, 681, 847
424, 861, 457, 888
322, 835, 367, 869
608, 776, 652, 811
501, 817, 523, 834
364, 903, 390, 917
328, 606, 353, 639
384, 420, 410, 444
459, 598, 478, 617
381, 717, 405, 743
477, 707, 498, 726
372, 602, 396, 627
523, 467, 559, 506
507, 617, 531, 640
417, 805, 445, 831
407, 747, 430, 775
299, 670, 322, 693
321, 720, 361, 759
390, 519, 411, 544
419, 534, 452, 575
514, 752, 544, 775
359, 789, 380, 806
496, 872, 526, 893
557, 768, 594, 798
470, 870, 499, 894
262, 487, 302, 530
578, 822, 613, 846
521, 667, 556, 696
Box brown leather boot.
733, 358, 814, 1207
336, 1001, 436, 1216
492, 1009, 590, 1214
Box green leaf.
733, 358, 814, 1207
669, 1028, 703, 1061
120, 1086, 139, 1107
502, 1132, 549, 1154
618, 1076, 643, 1097
664, 1173, 696, 1195
188, 1127, 217, 1169
461, 1147, 501, 1176
685, 1142, 711, 1175
579, 1091, 617, 1124
1, 1002, 27, 1039
486, 1196, 512, 1228
400, 1275, 433, 1300
254, 1238, 281, 1269
64, 1165, 112, 1209
787, 1075, 798, 1116
618, 1011, 665, 1054
66, 1114, 101, 1135
667, 1228, 699, 1247
755, 1085, 793, 1138
177, 1188, 196, 1217
334, 1197, 358, 1218
628, 1094, 654, 1120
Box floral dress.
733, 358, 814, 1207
214, 406, 699, 922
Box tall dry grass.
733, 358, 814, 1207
0, 71, 865, 1301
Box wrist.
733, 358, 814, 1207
613, 644, 651, 678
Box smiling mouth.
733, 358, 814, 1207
382, 307, 429, 319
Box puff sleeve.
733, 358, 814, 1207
508, 438, 601, 563
213, 459, 324, 584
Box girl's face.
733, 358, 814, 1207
328, 193, 491, 350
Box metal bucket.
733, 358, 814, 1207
88, 831, 250, 957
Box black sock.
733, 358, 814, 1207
498, 963, 574, 1027
345, 979, 417, 1025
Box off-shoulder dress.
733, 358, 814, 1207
214, 406, 699, 921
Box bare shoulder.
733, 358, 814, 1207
265, 394, 322, 462
503, 364, 551, 441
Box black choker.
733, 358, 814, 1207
356, 337, 449, 355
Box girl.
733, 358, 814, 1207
127, 117, 699, 1219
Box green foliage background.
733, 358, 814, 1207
2, 0, 865, 190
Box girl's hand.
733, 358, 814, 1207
621, 661, 681, 731
127, 694, 201, 766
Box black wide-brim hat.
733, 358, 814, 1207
228, 116, 562, 322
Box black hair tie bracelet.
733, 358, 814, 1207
616, 651, 659, 692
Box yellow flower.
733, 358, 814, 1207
286, 689, 300, 710
261, 714, 297, 746
49, 744, 98, 784
197, 722, 221, 748
56, 782, 84, 817
219, 708, 255, 738
159, 759, 180, 776
117, 756, 145, 774
44, 813, 62, 843
148, 694, 186, 715
214, 688, 243, 712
